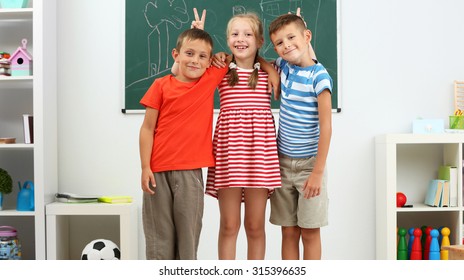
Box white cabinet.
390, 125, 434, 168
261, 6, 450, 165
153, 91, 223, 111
46, 202, 138, 260
375, 134, 464, 259
0, 0, 57, 260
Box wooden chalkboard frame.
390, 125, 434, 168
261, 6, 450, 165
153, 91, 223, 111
123, 0, 340, 113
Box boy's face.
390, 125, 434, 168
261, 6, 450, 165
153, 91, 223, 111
172, 39, 212, 82
270, 22, 312, 67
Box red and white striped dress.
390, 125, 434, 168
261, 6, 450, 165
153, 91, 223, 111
206, 67, 281, 201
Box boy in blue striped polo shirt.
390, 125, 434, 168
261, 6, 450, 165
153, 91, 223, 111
268, 13, 333, 260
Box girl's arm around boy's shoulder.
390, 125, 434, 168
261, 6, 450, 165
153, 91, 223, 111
257, 56, 280, 100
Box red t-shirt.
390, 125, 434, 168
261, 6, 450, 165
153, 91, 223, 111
140, 66, 227, 172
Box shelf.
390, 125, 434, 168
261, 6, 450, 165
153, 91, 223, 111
0, 76, 33, 89
46, 202, 136, 215
396, 203, 462, 212
0, 209, 35, 216
0, 76, 33, 81
0, 143, 34, 150
376, 133, 464, 260
0, 8, 33, 20
377, 133, 464, 144
0, 0, 57, 260
46, 202, 138, 260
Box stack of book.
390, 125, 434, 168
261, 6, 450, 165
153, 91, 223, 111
55, 193, 99, 203
0, 52, 11, 76
425, 165, 459, 207
22, 114, 33, 144
424, 180, 447, 207
55, 193, 133, 204
438, 165, 458, 207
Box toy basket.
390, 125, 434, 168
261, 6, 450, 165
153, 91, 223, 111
0, 0, 29, 9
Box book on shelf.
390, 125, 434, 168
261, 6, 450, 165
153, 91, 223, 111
438, 165, 458, 207
98, 196, 133, 204
441, 180, 450, 207
22, 114, 33, 144
424, 179, 446, 207
55, 192, 99, 203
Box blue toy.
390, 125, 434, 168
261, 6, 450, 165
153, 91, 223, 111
16, 181, 34, 211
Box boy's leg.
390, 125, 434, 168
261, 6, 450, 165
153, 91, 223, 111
243, 188, 268, 260
173, 169, 205, 260
217, 188, 242, 260
142, 172, 176, 260
281, 226, 301, 260
270, 154, 301, 259
295, 156, 328, 260
301, 228, 321, 260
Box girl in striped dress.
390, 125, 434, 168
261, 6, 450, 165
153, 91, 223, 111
205, 13, 281, 260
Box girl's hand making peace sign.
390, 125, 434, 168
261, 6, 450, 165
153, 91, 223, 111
191, 8, 206, 30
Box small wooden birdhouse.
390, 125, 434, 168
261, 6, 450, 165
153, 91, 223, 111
9, 38, 33, 76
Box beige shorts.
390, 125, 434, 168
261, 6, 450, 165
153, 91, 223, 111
270, 155, 328, 228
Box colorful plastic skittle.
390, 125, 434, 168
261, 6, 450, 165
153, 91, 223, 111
397, 228, 408, 260
429, 229, 440, 260
408, 227, 415, 259
423, 226, 433, 260
410, 228, 423, 260
441, 227, 451, 260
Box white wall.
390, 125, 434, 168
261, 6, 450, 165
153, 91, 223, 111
56, 0, 464, 259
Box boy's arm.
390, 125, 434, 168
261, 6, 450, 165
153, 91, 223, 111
294, 7, 317, 61
302, 89, 332, 199
258, 56, 280, 100
308, 43, 317, 61
139, 107, 159, 195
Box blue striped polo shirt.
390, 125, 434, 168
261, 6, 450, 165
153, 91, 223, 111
276, 57, 333, 158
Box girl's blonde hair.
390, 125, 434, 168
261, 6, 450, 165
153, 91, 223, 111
226, 13, 263, 89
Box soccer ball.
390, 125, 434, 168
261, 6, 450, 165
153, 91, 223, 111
81, 239, 121, 260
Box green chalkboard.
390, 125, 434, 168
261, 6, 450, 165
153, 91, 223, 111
124, 0, 339, 112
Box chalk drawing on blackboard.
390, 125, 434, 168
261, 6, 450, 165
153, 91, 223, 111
125, 0, 338, 111
126, 0, 304, 90
144, 0, 188, 77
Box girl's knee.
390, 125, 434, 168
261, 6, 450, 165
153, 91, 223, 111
220, 219, 241, 237
244, 221, 264, 239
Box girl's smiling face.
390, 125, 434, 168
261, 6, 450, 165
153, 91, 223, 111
227, 18, 263, 66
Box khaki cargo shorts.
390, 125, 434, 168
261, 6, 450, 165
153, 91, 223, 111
270, 155, 328, 228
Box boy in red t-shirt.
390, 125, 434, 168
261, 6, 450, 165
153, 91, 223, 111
139, 24, 229, 259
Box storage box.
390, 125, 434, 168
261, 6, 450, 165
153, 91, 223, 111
0, 0, 29, 8
449, 116, 464, 129
412, 119, 444, 134
442, 245, 464, 260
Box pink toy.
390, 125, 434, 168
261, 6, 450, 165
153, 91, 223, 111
8, 38, 33, 76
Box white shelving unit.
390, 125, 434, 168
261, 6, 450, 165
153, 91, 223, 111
375, 133, 464, 259
46, 202, 138, 260
0, 0, 57, 260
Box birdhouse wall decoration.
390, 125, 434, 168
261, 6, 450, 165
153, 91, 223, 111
8, 38, 33, 76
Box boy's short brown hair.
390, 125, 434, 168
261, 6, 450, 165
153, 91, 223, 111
268, 14, 307, 36
175, 28, 214, 55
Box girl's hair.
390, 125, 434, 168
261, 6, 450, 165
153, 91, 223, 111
226, 13, 263, 89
